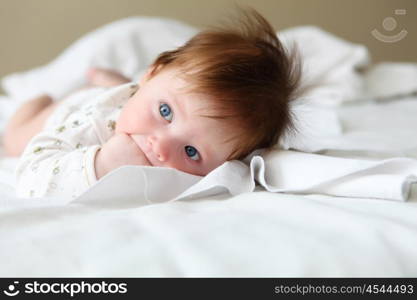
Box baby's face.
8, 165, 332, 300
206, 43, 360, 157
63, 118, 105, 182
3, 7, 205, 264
115, 67, 237, 176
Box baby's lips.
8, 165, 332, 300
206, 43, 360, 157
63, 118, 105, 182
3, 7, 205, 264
128, 134, 153, 166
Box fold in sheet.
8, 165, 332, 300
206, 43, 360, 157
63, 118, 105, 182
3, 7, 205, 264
251, 150, 417, 201
173, 150, 417, 203
68, 149, 417, 207
2, 147, 415, 208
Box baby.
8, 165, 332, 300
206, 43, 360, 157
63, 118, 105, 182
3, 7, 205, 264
3, 8, 302, 198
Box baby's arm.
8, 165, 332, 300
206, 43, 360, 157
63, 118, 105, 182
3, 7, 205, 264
15, 121, 102, 199
16, 126, 153, 199
15, 82, 148, 199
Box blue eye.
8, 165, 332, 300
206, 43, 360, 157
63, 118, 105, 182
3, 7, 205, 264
159, 103, 173, 121
185, 145, 200, 161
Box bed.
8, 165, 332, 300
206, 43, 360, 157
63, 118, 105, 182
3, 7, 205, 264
0, 17, 416, 277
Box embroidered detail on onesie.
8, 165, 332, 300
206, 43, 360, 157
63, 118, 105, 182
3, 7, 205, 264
53, 167, 60, 175
128, 83, 139, 97
76, 143, 83, 149
107, 120, 116, 131
56, 125, 66, 133
33, 146, 44, 154
72, 120, 81, 128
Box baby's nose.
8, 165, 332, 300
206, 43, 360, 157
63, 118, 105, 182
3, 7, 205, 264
147, 136, 169, 162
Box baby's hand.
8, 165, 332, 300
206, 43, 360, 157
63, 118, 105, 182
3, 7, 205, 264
94, 132, 151, 179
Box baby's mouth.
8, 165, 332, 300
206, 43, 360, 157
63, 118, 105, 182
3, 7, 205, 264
128, 134, 155, 166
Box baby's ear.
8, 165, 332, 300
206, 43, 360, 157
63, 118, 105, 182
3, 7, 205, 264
139, 64, 163, 85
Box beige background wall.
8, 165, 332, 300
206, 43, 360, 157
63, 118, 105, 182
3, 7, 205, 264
0, 0, 416, 83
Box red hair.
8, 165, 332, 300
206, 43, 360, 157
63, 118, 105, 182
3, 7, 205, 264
151, 7, 302, 160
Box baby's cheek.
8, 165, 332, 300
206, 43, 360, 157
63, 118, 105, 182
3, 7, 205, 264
116, 107, 153, 135
116, 109, 136, 134
115, 113, 128, 134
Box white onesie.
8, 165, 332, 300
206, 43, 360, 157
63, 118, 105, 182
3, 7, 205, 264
15, 82, 139, 199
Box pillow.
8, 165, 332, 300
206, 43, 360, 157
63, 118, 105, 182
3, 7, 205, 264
363, 62, 417, 100
1, 17, 197, 102
278, 25, 370, 106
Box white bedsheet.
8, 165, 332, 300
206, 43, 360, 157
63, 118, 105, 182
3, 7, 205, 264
1, 190, 416, 277
1, 93, 417, 277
